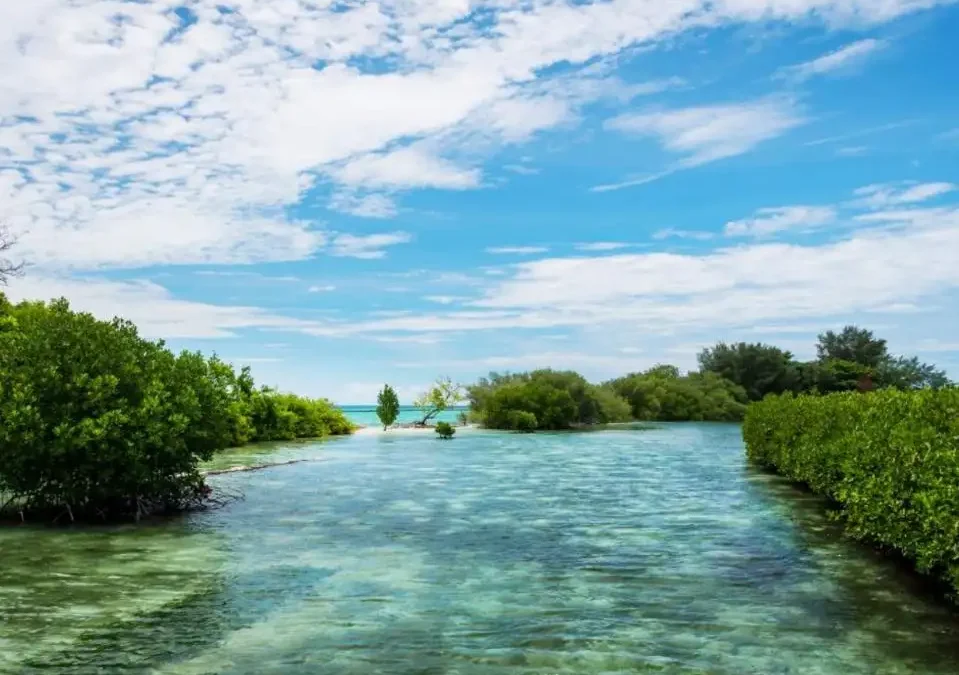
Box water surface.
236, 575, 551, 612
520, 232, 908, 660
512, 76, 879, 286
2, 424, 958, 674
338, 404, 466, 428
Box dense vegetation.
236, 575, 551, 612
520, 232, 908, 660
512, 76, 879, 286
743, 389, 959, 600
0, 294, 352, 522
607, 367, 747, 422
468, 326, 950, 431
468, 370, 633, 431
699, 326, 949, 401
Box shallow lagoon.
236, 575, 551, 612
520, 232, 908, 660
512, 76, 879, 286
2, 424, 958, 674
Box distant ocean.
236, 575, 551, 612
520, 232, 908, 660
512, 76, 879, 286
338, 405, 467, 427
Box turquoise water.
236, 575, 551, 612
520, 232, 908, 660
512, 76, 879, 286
338, 404, 466, 427
2, 424, 959, 673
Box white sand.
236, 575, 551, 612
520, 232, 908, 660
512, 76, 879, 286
353, 424, 476, 436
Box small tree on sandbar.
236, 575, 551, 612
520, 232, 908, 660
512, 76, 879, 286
414, 376, 465, 426
376, 384, 400, 430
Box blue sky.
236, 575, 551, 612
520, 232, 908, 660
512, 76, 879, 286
2, 0, 958, 403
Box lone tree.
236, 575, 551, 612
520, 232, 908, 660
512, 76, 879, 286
376, 384, 400, 430
1, 223, 25, 285
414, 376, 465, 426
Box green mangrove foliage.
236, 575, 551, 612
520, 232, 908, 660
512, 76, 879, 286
697, 342, 801, 401
698, 326, 949, 400
0, 294, 352, 522
414, 376, 464, 425
743, 389, 959, 599
608, 367, 748, 422
467, 323, 951, 430
468, 370, 633, 431
376, 384, 400, 430
435, 421, 455, 439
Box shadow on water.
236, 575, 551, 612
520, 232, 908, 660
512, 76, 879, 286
2, 423, 959, 674
739, 464, 959, 669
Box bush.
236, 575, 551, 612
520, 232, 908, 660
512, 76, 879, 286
435, 421, 455, 439
247, 389, 352, 442
697, 342, 801, 401
608, 368, 747, 422
0, 294, 353, 522
468, 370, 633, 431
507, 410, 538, 432
0, 298, 231, 521
743, 389, 959, 599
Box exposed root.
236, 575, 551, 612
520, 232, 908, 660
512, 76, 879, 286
201, 458, 312, 476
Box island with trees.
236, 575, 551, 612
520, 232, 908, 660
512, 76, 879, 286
466, 326, 950, 431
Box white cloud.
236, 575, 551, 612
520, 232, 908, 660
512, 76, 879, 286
652, 228, 715, 241
805, 120, 914, 146
3, 275, 310, 339
852, 182, 955, 209
778, 39, 887, 82
852, 206, 959, 233
332, 146, 481, 191
606, 98, 805, 168
485, 246, 550, 255
424, 296, 464, 305
368, 333, 448, 345
915, 339, 959, 353
503, 164, 540, 175
397, 351, 658, 374
724, 206, 836, 238
194, 271, 299, 282
590, 170, 678, 193
299, 203, 959, 339
575, 242, 631, 251
328, 192, 398, 219
2, 0, 949, 270
329, 232, 412, 259
837, 146, 868, 156
330, 381, 428, 406
864, 302, 926, 314
309, 285, 337, 293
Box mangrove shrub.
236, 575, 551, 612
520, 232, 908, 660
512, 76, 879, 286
468, 370, 632, 431
743, 389, 959, 599
0, 295, 352, 522
608, 367, 748, 422
435, 421, 455, 439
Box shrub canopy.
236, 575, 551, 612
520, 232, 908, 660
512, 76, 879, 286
743, 389, 959, 599
0, 294, 351, 521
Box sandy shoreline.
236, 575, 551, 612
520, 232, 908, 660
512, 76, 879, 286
353, 424, 476, 436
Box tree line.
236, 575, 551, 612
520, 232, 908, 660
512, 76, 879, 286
744, 388, 959, 603
467, 326, 952, 431
0, 294, 353, 522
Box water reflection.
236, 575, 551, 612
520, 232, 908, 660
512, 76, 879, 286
1, 424, 957, 674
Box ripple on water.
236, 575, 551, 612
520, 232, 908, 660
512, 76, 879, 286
1, 423, 959, 674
